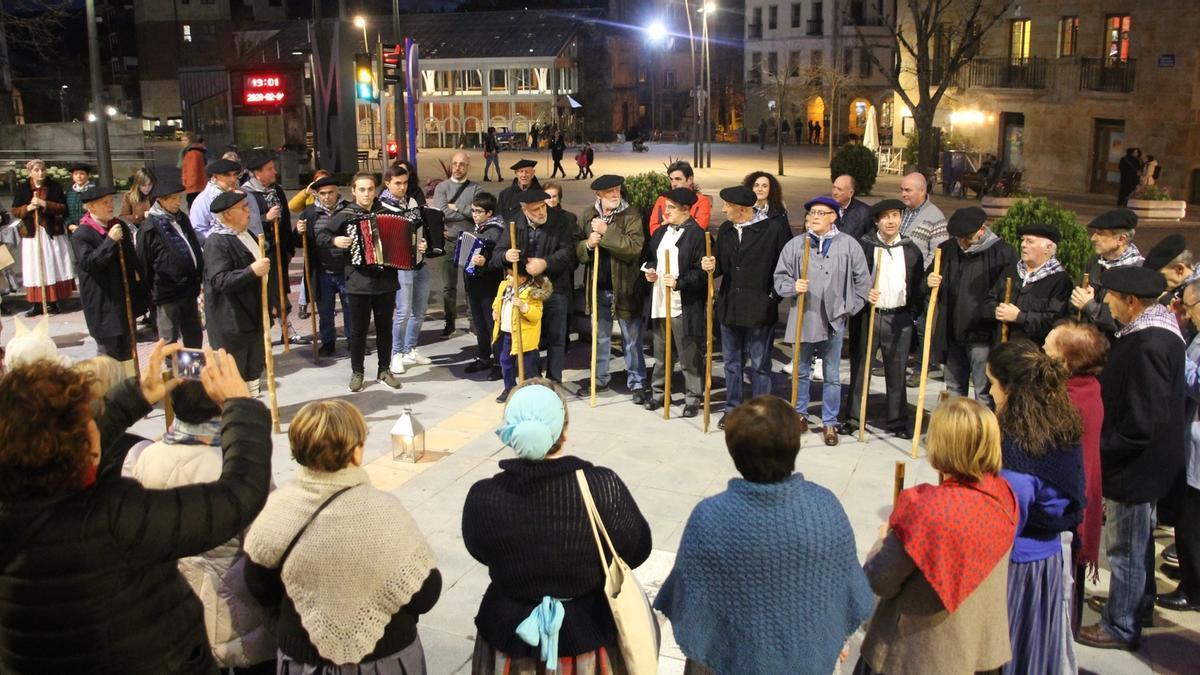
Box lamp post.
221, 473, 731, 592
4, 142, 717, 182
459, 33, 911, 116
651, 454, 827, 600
645, 20, 667, 139
85, 0, 112, 187
682, 1, 699, 167
353, 15, 369, 52
59, 85, 68, 122
701, 2, 715, 168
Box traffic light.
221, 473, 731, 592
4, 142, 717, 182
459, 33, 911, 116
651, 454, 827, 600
354, 52, 378, 102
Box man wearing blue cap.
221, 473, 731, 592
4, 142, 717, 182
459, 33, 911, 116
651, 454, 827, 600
774, 195, 870, 445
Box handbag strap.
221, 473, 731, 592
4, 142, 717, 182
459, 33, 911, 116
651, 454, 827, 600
447, 180, 472, 208
575, 470, 618, 573
279, 485, 355, 569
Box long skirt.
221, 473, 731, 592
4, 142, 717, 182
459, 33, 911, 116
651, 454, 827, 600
21, 230, 75, 301
1002, 547, 1068, 675
276, 634, 425, 674
470, 635, 627, 675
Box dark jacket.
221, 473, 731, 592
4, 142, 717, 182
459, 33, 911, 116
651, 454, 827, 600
324, 203, 401, 296
244, 184, 294, 307
497, 177, 544, 224
203, 230, 264, 337
858, 231, 926, 316
309, 199, 350, 275
839, 198, 873, 243
137, 209, 204, 304
550, 134, 566, 160
984, 264, 1072, 345
462, 455, 651, 658
464, 217, 506, 289
644, 219, 708, 337
1083, 256, 1142, 338
1100, 326, 1186, 503
929, 234, 1018, 353
0, 378, 272, 674
576, 203, 645, 320
490, 207, 579, 297
70, 219, 150, 339
12, 178, 67, 237
711, 216, 792, 328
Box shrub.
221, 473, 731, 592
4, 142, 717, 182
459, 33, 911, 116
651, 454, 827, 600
992, 197, 1091, 281
623, 171, 672, 218
1131, 184, 1173, 201
830, 144, 879, 195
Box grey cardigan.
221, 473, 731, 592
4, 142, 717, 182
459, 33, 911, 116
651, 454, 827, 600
859, 533, 1012, 675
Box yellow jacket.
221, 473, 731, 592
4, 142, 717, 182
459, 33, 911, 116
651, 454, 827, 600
288, 189, 314, 214
491, 276, 552, 354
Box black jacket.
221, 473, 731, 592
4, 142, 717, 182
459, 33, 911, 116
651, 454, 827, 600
490, 207, 579, 297
464, 218, 506, 289
711, 216, 792, 328
137, 210, 204, 304
643, 219, 708, 337
984, 265, 1072, 345
309, 199, 350, 274
203, 230, 264, 338
70, 220, 150, 339
324, 203, 401, 296
245, 184, 293, 308
0, 379, 272, 674
1100, 326, 1186, 503
550, 135, 566, 160
1083, 256, 1142, 338
929, 235, 1018, 353
857, 231, 926, 316
497, 177, 543, 224
839, 198, 873, 243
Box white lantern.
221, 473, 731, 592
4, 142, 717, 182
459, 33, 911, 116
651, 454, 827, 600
390, 408, 425, 463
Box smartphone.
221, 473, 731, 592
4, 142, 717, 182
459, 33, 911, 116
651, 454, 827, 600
171, 348, 207, 381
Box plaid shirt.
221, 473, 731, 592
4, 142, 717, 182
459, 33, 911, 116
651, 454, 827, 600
1115, 303, 1184, 342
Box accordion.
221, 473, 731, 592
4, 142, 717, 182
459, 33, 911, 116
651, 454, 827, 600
347, 211, 421, 270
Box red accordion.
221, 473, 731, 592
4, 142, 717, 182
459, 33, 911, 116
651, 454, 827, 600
348, 212, 420, 270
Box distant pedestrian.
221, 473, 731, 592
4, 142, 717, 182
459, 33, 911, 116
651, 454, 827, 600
1142, 154, 1159, 187
795, 117, 804, 145
814, 120, 823, 144
483, 127, 503, 182
1117, 148, 1141, 206
529, 123, 540, 151
780, 118, 790, 144
580, 142, 595, 180
808, 120, 817, 144
549, 130, 567, 178
758, 119, 768, 150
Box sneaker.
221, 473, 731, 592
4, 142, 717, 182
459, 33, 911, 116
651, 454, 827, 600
782, 359, 793, 375
389, 353, 406, 375
496, 388, 511, 403
377, 369, 402, 389
402, 349, 432, 366
813, 358, 823, 382
349, 372, 365, 392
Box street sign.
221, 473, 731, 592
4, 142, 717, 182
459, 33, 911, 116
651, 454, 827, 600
1158, 54, 1176, 68
244, 73, 285, 106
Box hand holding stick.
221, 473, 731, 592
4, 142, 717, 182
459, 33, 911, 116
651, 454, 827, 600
859, 248, 882, 442
663, 255, 673, 420
912, 248, 943, 458
789, 236, 812, 408
1077, 273, 1091, 320
115, 239, 141, 375
509, 222, 524, 383
1001, 277, 1013, 343
892, 461, 906, 507
258, 234, 281, 433
271, 218, 290, 352
301, 230, 318, 362
590, 229, 599, 407
703, 232, 714, 433
32, 186, 48, 317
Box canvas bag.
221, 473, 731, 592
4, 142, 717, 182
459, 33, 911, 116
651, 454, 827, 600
574, 470, 659, 674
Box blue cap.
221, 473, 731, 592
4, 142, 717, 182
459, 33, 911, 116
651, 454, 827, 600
803, 196, 841, 212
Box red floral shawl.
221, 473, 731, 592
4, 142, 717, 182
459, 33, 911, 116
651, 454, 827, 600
888, 473, 1018, 613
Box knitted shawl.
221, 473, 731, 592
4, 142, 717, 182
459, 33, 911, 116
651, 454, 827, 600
243, 466, 436, 664
1000, 438, 1085, 538
653, 473, 874, 675
888, 474, 1017, 613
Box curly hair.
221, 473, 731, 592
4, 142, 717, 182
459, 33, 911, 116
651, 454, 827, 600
742, 171, 785, 213
0, 361, 97, 499
988, 340, 1083, 457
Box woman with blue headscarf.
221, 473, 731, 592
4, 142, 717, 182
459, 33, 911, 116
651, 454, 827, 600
463, 379, 652, 674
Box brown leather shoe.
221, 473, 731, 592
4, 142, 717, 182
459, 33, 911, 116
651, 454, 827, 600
797, 416, 809, 433
823, 425, 839, 446
1076, 623, 1138, 651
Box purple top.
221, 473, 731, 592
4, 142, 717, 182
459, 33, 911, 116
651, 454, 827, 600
1001, 469, 1071, 563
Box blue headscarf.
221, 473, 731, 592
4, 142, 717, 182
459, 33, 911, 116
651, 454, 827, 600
495, 385, 565, 461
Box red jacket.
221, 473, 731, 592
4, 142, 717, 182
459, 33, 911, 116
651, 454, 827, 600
648, 190, 712, 235
181, 144, 207, 194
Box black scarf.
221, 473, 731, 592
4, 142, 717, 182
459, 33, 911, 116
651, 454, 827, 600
1001, 438, 1085, 537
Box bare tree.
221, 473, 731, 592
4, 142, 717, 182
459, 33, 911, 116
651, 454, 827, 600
750, 63, 814, 176
0, 2, 72, 124
848, 0, 1015, 175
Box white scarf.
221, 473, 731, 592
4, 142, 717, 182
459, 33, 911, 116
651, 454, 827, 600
243, 466, 436, 664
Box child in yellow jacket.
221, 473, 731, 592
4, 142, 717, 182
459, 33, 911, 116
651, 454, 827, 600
491, 267, 552, 402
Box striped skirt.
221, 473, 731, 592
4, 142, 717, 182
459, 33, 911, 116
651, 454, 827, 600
1002, 548, 1069, 675
470, 635, 627, 675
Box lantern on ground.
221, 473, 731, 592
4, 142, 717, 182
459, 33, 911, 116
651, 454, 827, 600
391, 408, 425, 462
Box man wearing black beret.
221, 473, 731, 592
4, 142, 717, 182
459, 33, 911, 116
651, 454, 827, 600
1071, 208, 1143, 338
497, 158, 542, 223
926, 206, 1017, 406
701, 185, 791, 429
241, 154, 296, 339
985, 223, 1072, 346
136, 179, 204, 347
1078, 265, 1186, 651
575, 174, 647, 401
1143, 233, 1200, 310
70, 185, 149, 360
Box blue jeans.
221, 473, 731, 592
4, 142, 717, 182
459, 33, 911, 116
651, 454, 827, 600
594, 289, 646, 390
499, 333, 539, 391
392, 265, 432, 355
795, 324, 845, 425
1101, 500, 1156, 643
720, 324, 774, 410
944, 340, 993, 407
315, 271, 350, 349
483, 153, 502, 180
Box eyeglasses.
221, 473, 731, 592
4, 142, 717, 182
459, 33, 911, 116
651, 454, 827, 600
469, 207, 487, 213
806, 209, 836, 218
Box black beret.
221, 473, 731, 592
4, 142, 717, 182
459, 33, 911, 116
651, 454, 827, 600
589, 174, 624, 191
80, 185, 116, 202
206, 158, 242, 175
719, 185, 757, 207
1017, 223, 1061, 244
1104, 266, 1166, 299
210, 190, 247, 214
515, 189, 550, 204
151, 179, 186, 199
1087, 208, 1137, 231
870, 199, 905, 219
947, 206, 988, 238
244, 154, 275, 171
663, 187, 697, 207
509, 159, 537, 170
310, 176, 339, 190
68, 162, 92, 173
1142, 234, 1188, 270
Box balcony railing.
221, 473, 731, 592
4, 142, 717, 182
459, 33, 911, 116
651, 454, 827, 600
1080, 57, 1136, 93
807, 19, 824, 36
957, 57, 1047, 89
843, 12, 890, 27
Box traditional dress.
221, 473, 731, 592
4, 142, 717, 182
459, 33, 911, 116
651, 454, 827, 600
11, 178, 75, 303
644, 217, 706, 411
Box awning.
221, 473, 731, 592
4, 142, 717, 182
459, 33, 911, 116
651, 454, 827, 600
567, 95, 582, 109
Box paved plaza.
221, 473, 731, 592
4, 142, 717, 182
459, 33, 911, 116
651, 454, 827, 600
4, 143, 1198, 674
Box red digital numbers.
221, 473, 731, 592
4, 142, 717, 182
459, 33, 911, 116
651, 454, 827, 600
244, 74, 285, 106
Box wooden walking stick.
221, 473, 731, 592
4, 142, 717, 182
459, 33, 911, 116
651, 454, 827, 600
258, 234, 281, 434
301, 230, 318, 362
1001, 277, 1013, 343
859, 248, 882, 442
115, 237, 141, 375
892, 461, 906, 506
271, 218, 290, 352
663, 255, 673, 420
509, 221, 525, 383
1077, 273, 1090, 320
590, 229, 599, 407
703, 232, 714, 433
32, 188, 49, 317
789, 236, 812, 408
911, 248, 943, 458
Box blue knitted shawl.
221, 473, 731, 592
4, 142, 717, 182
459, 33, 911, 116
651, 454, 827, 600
654, 473, 874, 675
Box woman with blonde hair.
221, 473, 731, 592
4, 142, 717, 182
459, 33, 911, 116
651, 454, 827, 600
856, 397, 1019, 674
11, 158, 75, 316
243, 399, 441, 672
119, 167, 156, 227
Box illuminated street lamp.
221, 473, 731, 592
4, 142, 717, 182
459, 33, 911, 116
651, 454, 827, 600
353, 15, 369, 52
645, 20, 668, 44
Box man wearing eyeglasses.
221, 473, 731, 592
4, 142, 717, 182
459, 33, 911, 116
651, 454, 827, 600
773, 196, 871, 446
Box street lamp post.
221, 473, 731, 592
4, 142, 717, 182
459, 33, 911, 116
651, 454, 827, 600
59, 85, 68, 123
353, 15, 369, 52
702, 2, 714, 168
85, 0, 113, 187
682, 1, 699, 167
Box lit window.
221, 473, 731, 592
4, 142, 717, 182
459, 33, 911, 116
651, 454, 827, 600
1009, 19, 1031, 61
1105, 15, 1131, 63
182, 25, 192, 43
1058, 17, 1079, 57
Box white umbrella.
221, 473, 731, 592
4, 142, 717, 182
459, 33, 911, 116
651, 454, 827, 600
863, 105, 879, 151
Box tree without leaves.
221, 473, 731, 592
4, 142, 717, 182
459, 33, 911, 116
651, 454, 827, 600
749, 63, 812, 176
847, 0, 1015, 176
0, 1, 72, 124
